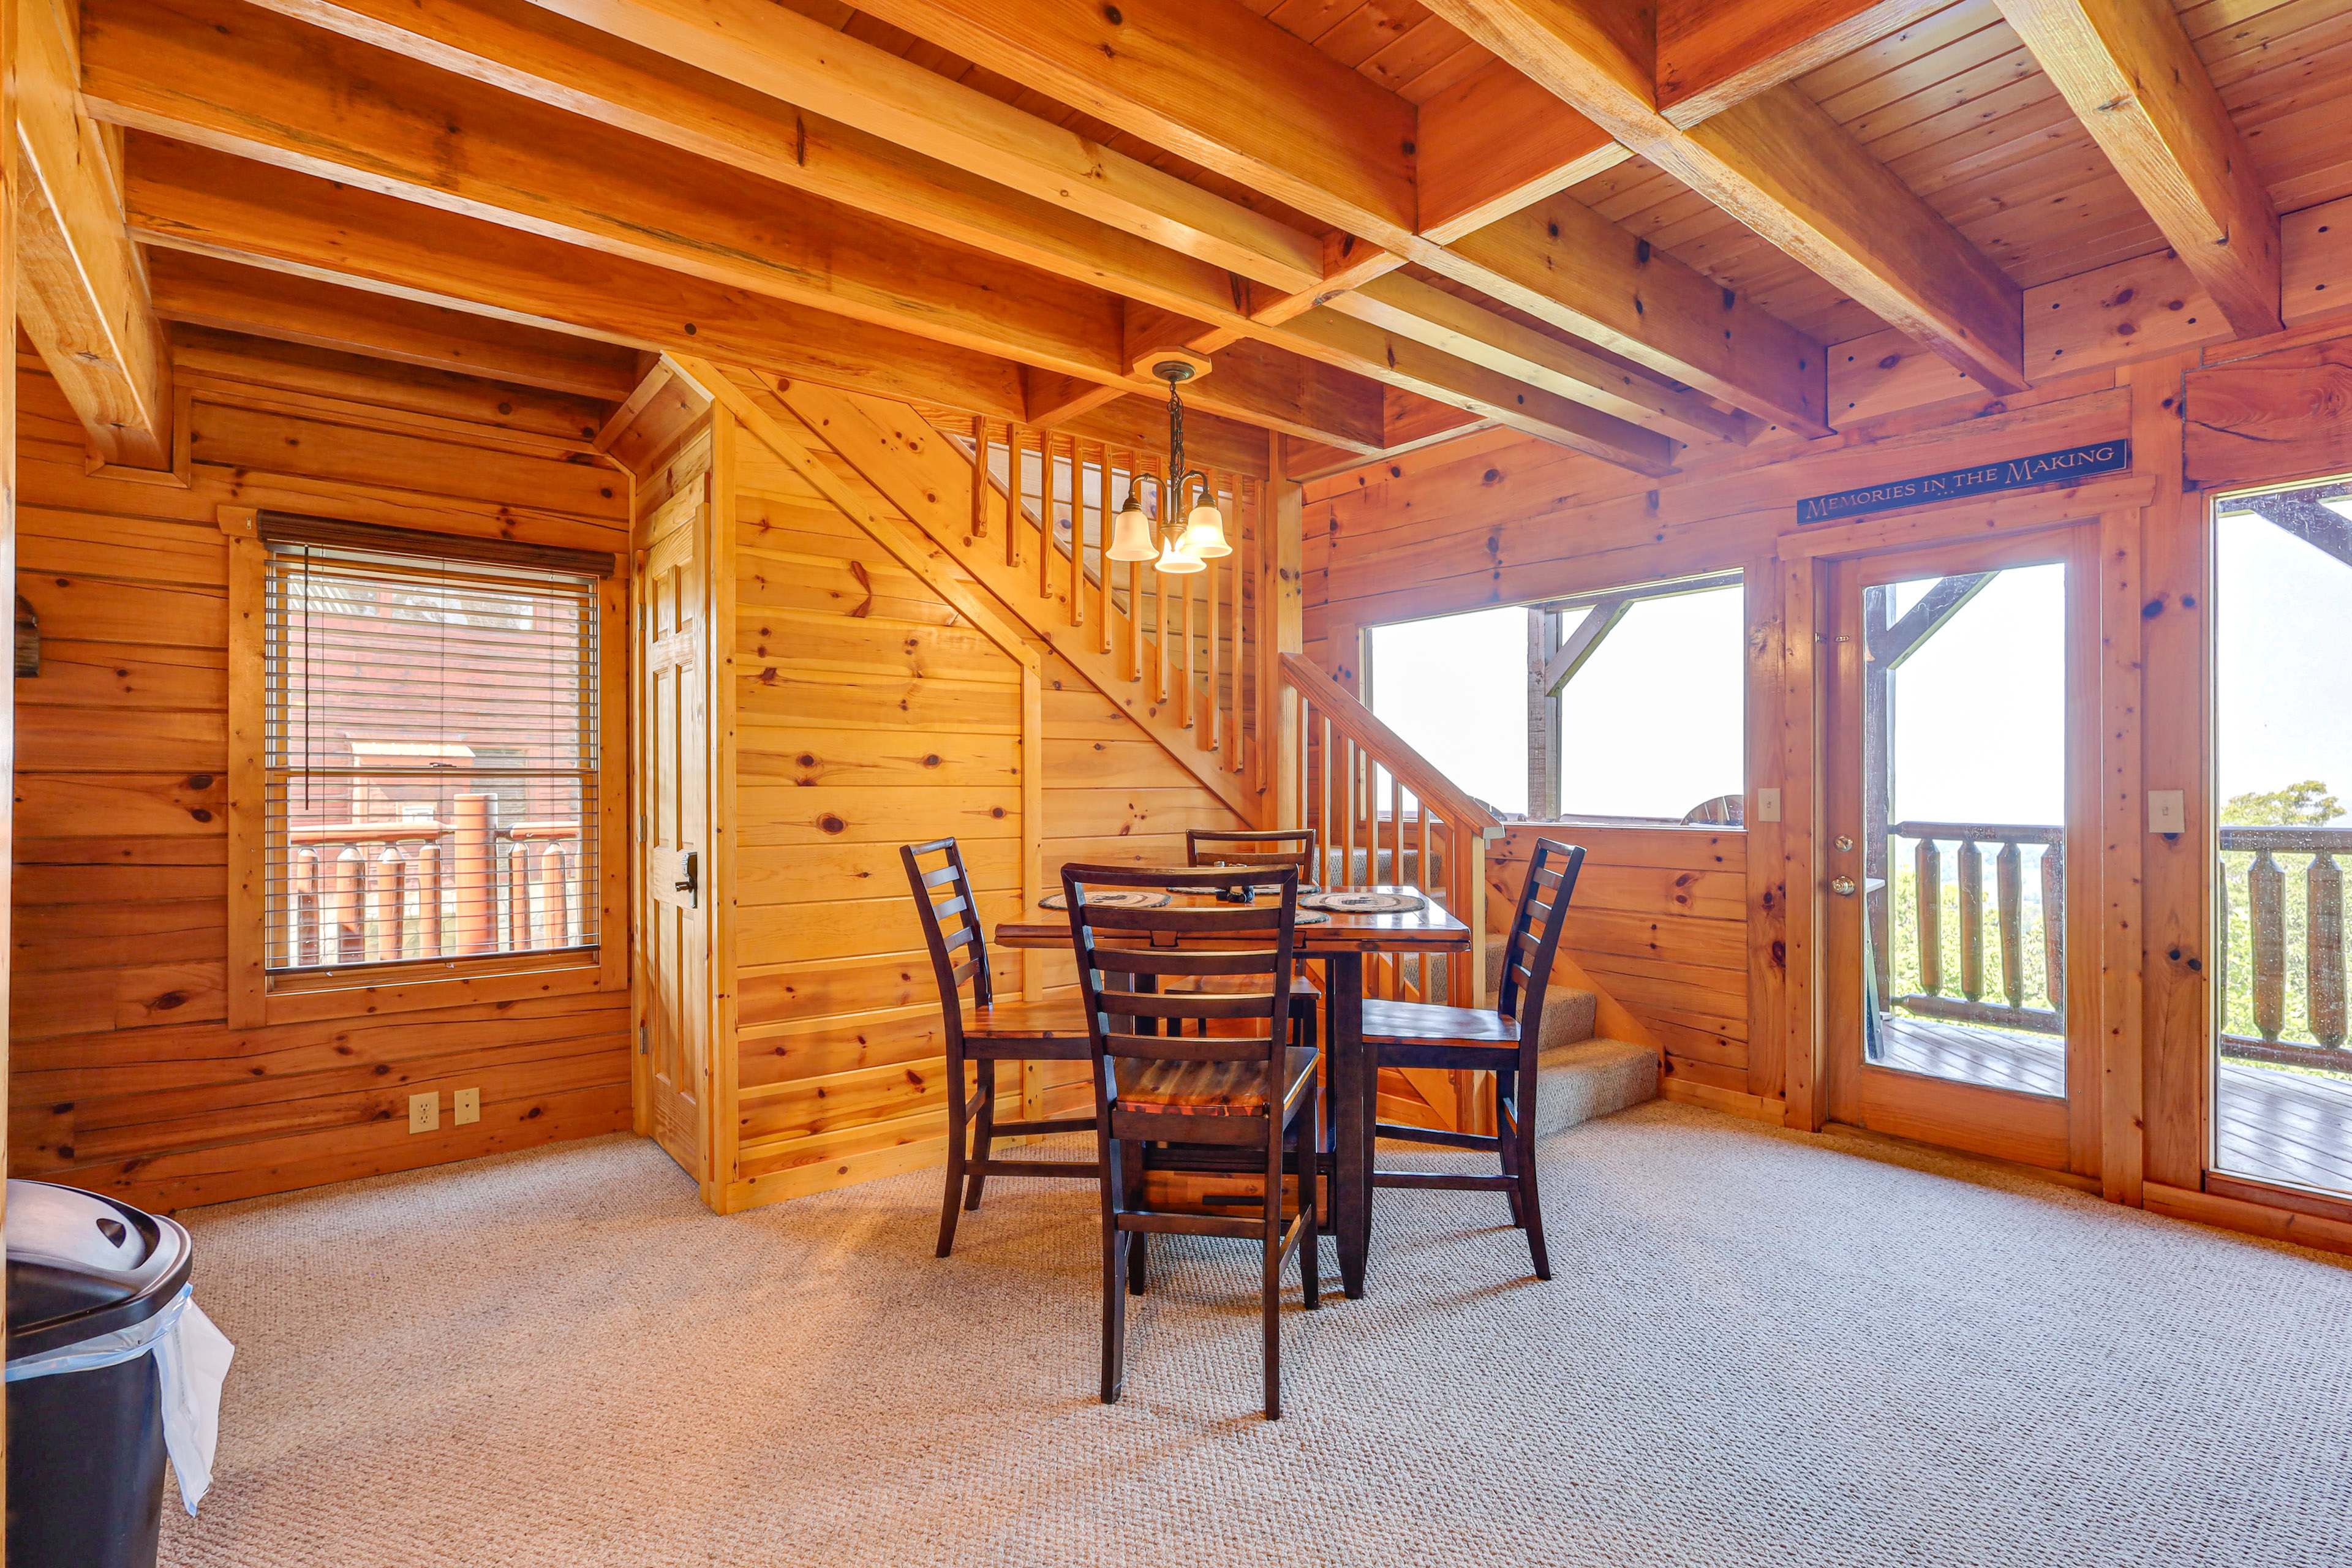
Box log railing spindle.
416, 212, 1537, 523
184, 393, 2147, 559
1957, 841, 1984, 1002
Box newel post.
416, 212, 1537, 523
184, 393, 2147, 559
1255, 433, 1303, 829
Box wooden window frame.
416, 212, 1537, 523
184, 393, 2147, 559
221, 506, 628, 1028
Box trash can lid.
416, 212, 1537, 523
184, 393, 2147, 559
6, 1179, 193, 1361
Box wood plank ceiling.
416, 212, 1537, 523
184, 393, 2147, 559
25, 0, 2352, 481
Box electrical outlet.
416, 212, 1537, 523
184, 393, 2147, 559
2149, 790, 2186, 835
409, 1091, 439, 1134
453, 1087, 481, 1126
1755, 788, 1783, 824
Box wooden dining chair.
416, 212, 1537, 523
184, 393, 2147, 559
1182, 827, 1324, 1033
902, 838, 1096, 1259
1064, 862, 1322, 1420
1361, 839, 1586, 1280
1185, 827, 1318, 881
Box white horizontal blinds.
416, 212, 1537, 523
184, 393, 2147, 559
260, 518, 606, 975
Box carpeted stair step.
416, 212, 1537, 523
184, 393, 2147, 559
1532, 1037, 1659, 1138
1485, 944, 1596, 1051
1477, 945, 1657, 1136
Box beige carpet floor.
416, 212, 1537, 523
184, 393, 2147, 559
159, 1102, 2352, 1568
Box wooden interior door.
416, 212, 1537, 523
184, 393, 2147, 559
1820, 525, 2101, 1175
633, 478, 713, 1186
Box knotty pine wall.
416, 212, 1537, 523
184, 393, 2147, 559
1307, 278, 2352, 1243
10, 336, 636, 1212
1306, 366, 2136, 1107
715, 396, 1245, 1210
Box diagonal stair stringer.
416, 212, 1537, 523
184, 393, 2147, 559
760, 373, 1253, 816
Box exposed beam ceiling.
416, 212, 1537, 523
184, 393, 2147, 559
837, 0, 1825, 435
831, 0, 1421, 251
519, 0, 1716, 459
17, 0, 174, 467
210, 0, 1695, 464
1414, 57, 1627, 244
147, 250, 657, 402
72, 0, 2155, 480
123, 132, 1036, 418
85, 0, 1398, 451
1654, 0, 1946, 127
1996, 0, 2282, 339
1418, 0, 2028, 393
1333, 274, 1752, 447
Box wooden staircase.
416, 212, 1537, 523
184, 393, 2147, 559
737, 370, 1268, 820
688, 356, 1657, 1142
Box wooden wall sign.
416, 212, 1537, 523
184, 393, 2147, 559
1796, 441, 2132, 524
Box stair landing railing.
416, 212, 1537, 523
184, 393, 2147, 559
1278, 654, 1502, 1008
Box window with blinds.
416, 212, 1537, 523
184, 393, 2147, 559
261, 517, 609, 976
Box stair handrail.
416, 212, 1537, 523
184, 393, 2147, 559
1279, 654, 1504, 840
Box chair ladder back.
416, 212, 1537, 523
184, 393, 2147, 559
1496, 840, 1586, 1032
1185, 828, 1318, 878
1063, 864, 1298, 1104
901, 838, 995, 1030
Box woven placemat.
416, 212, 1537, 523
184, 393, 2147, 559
1037, 890, 1170, 910
1298, 889, 1427, 914
1166, 881, 1319, 897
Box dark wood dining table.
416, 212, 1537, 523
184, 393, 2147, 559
995, 884, 1472, 1298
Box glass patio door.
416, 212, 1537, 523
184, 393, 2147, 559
1820, 528, 2098, 1174
2211, 478, 2352, 1203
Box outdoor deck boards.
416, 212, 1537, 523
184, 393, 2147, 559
1877, 1015, 2352, 1197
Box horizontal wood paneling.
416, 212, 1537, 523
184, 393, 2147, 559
1488, 826, 1750, 1088
10, 346, 634, 1212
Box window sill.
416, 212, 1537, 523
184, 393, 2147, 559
258, 949, 617, 1026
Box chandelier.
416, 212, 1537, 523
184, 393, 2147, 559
1104, 360, 1231, 576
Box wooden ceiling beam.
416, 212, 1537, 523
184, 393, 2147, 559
1415, 58, 1628, 246
85, 0, 1127, 382
1431, 189, 1830, 434
1265, 308, 1678, 475
121, 134, 1033, 419
17, 0, 173, 468
1335, 274, 1754, 447
1996, 0, 2282, 338
1654, 0, 1948, 127
145, 250, 645, 401
1420, 0, 2028, 394
224, 0, 1596, 457
1415, 0, 1945, 241
737, 0, 1784, 460
237, 0, 1268, 319
521, 0, 1325, 291
845, 0, 1420, 251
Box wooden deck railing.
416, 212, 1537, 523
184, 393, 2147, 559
1279, 654, 1502, 1007
1886, 820, 2065, 1038
281, 790, 584, 969
1883, 818, 2352, 1073
2217, 824, 2352, 1069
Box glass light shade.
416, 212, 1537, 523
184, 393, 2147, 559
1178, 503, 1231, 558
1153, 532, 1205, 575
1106, 503, 1158, 562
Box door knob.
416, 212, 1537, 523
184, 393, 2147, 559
1831, 875, 1857, 897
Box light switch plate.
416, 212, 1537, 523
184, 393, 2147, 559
2149, 789, 2186, 834
409, 1091, 439, 1134
1755, 788, 1783, 824
453, 1087, 481, 1126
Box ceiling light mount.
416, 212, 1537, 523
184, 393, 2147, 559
1106, 357, 1230, 574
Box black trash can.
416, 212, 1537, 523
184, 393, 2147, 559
6, 1178, 194, 1568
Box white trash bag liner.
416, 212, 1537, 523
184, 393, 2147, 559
6, 1283, 236, 1513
